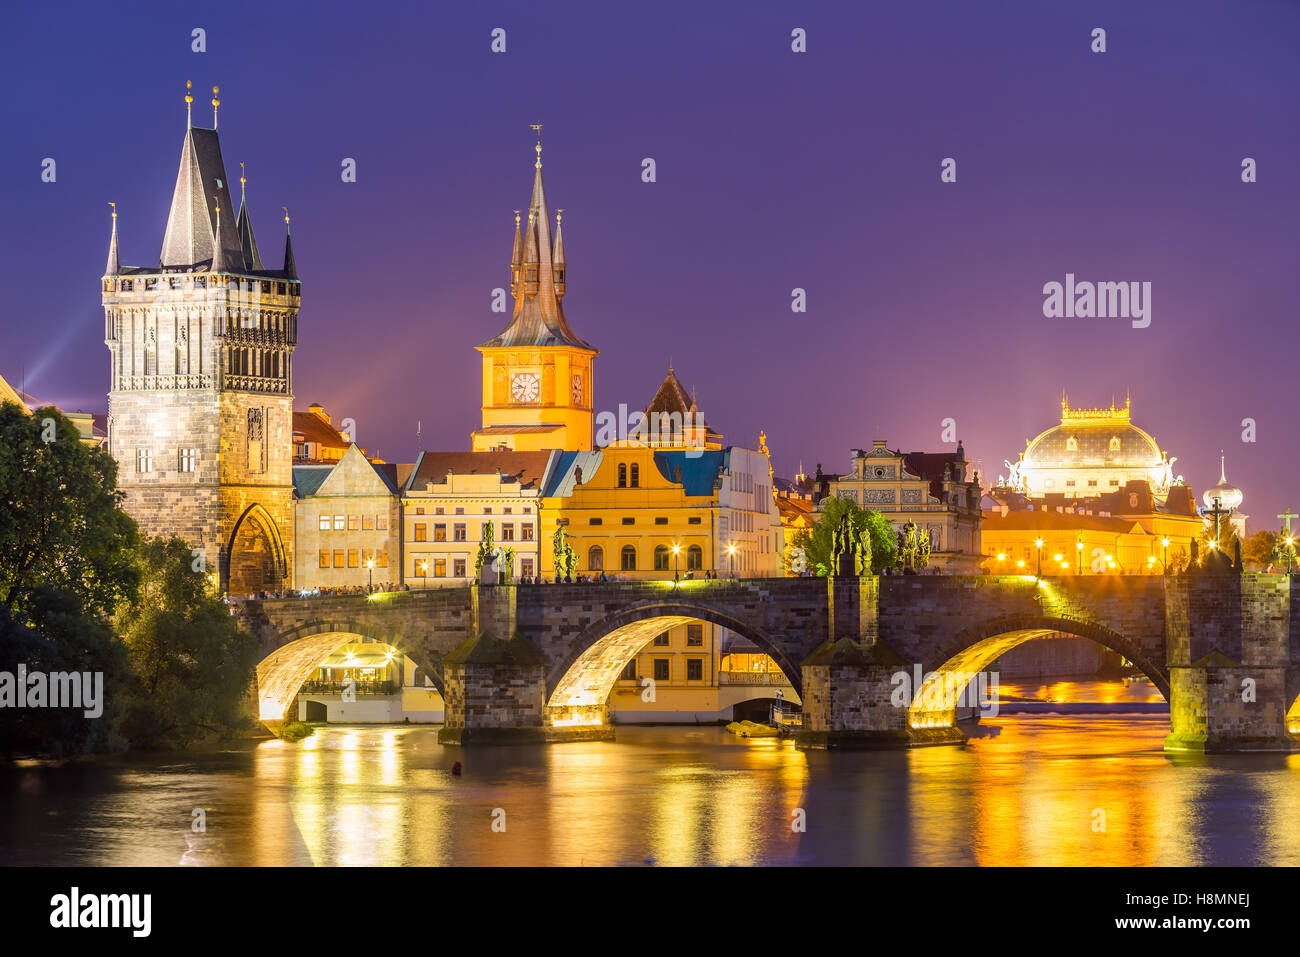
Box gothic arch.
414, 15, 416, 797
224, 502, 288, 594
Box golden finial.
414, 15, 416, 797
530, 123, 543, 167
185, 80, 193, 127
109, 201, 116, 220
282, 205, 290, 231
514, 209, 521, 227
211, 85, 220, 129
213, 195, 221, 216
556, 208, 564, 225
240, 162, 247, 199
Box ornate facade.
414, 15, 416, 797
102, 89, 298, 594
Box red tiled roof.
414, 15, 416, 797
293, 410, 349, 450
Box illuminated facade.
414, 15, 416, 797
472, 138, 597, 452
1003, 396, 1179, 501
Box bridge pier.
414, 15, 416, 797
1164, 572, 1295, 753
796, 576, 964, 749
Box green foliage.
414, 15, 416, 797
278, 721, 315, 742
0, 404, 137, 757
116, 536, 261, 749
1266, 529, 1298, 572
791, 496, 898, 576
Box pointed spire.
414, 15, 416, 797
509, 210, 523, 297
235, 162, 264, 271
1220, 451, 1227, 485
160, 113, 241, 268
210, 196, 228, 273
281, 206, 297, 280
105, 202, 119, 276
185, 80, 193, 129
553, 210, 566, 299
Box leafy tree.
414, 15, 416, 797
0, 404, 137, 757
1242, 529, 1278, 571
116, 536, 260, 749
791, 495, 898, 576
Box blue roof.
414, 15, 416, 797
541, 450, 604, 497
652, 449, 728, 496
292, 465, 334, 499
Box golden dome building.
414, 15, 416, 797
1003, 395, 1179, 501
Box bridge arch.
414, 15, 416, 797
255, 621, 445, 722
907, 614, 1170, 727
544, 600, 797, 724
224, 502, 288, 595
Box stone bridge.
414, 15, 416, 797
235, 572, 1300, 753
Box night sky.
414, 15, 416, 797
5, 1, 1298, 527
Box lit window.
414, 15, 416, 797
333, 515, 345, 530
348, 514, 360, 531
179, 448, 197, 472
318, 550, 329, 568
453, 559, 466, 577
434, 558, 446, 577
521, 524, 534, 541
319, 515, 331, 531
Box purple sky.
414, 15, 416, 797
5, 1, 1299, 528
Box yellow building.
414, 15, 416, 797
982, 482, 1202, 575
472, 138, 597, 452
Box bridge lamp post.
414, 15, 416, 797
1161, 538, 1169, 574
419, 560, 429, 589
727, 542, 736, 579
672, 543, 681, 583
1075, 538, 1083, 575
366, 558, 375, 591
1034, 539, 1043, 578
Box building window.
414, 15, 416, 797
622, 517, 634, 526
1065, 479, 1076, 488
179, 448, 197, 472
136, 449, 153, 472
687, 544, 703, 570
455, 507, 465, 515
1066, 436, 1078, 451
588, 546, 603, 570
377, 515, 388, 530
453, 558, 466, 577
334, 515, 345, 530
348, 550, 359, 568
362, 548, 373, 567
1087, 479, 1098, 488
413, 560, 428, 578
620, 545, 636, 571
454, 523, 467, 542
520, 558, 533, 578
630, 464, 640, 487
1109, 479, 1120, 487
504, 507, 513, 515
654, 545, 671, 570
589, 517, 603, 525
483, 507, 493, 515
434, 523, 447, 542
653, 632, 670, 646
500, 524, 515, 541
1109, 436, 1121, 451
414, 507, 425, 515
655, 517, 667, 525
523, 506, 531, 514
521, 524, 534, 541
618, 463, 627, 488
434, 507, 445, 515
434, 559, 447, 577
687, 516, 702, 525
653, 659, 670, 682
363, 515, 374, 530
686, 659, 703, 681
346, 514, 358, 530
620, 660, 637, 681
318, 550, 329, 568
686, 624, 703, 646
414, 523, 427, 542
376, 549, 388, 568
333, 550, 345, 567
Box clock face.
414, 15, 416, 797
511, 372, 540, 403
572, 374, 583, 404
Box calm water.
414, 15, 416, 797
3, 710, 1299, 866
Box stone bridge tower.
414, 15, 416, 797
102, 84, 298, 594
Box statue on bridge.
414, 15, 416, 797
831, 512, 872, 577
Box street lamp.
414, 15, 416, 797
419, 559, 429, 589
672, 543, 681, 582
1075, 538, 1083, 575
1034, 538, 1043, 578
727, 542, 736, 578
366, 558, 375, 591
1161, 538, 1169, 574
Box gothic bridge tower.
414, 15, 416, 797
472, 130, 598, 452
102, 83, 298, 594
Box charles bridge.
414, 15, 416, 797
235, 571, 1300, 753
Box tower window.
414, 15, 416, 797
630, 464, 640, 488
136, 449, 153, 473
179, 448, 197, 473
618, 463, 627, 488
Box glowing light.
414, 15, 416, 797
1016, 560, 1025, 568
1161, 538, 1170, 548
997, 553, 1007, 561
1034, 539, 1044, 549
1053, 554, 1063, 562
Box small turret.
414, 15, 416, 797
553, 210, 566, 299
509, 211, 523, 297
281, 206, 297, 280
210, 197, 228, 273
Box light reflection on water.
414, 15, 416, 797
2, 720, 1298, 866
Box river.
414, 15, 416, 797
4, 680, 1299, 867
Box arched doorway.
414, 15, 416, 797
225, 503, 287, 595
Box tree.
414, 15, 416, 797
116, 537, 261, 749
1243, 529, 1278, 571
0, 404, 137, 757
791, 495, 898, 576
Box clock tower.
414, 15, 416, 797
472, 134, 597, 452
